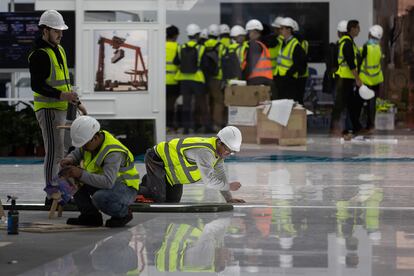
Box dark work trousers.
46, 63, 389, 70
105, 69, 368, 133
208, 78, 224, 129
361, 84, 380, 129
271, 76, 279, 100
166, 84, 180, 129
73, 184, 101, 217
138, 147, 183, 203
180, 81, 206, 132
297, 77, 308, 105
275, 75, 298, 101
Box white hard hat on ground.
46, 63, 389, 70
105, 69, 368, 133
208, 24, 220, 37
271, 16, 284, 28
219, 24, 230, 35
186, 23, 201, 36
70, 116, 101, 148
280, 17, 296, 29
337, 20, 348, 32
38, 10, 68, 30
245, 19, 263, 31
199, 28, 208, 39
292, 19, 299, 32
230, 25, 246, 37
217, 126, 242, 152
359, 85, 375, 100
369, 25, 383, 39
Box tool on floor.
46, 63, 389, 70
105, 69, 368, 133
7, 195, 19, 235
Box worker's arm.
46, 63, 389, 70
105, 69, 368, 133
61, 148, 83, 166
286, 45, 306, 77
343, 40, 362, 87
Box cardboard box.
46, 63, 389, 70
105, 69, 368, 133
235, 125, 257, 144
228, 106, 257, 126
375, 112, 395, 130
224, 85, 270, 107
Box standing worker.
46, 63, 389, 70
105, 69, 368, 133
330, 20, 362, 136
293, 20, 309, 105
273, 17, 306, 101
166, 25, 180, 133
28, 10, 79, 204
268, 16, 284, 99
137, 126, 245, 204
219, 24, 231, 48
221, 25, 247, 82
60, 116, 140, 227
358, 25, 384, 133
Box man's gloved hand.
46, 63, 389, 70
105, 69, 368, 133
59, 165, 83, 179
60, 157, 74, 168
60, 92, 79, 104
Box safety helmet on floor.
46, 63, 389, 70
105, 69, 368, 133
271, 16, 284, 28
280, 17, 295, 29
359, 85, 375, 100
38, 10, 68, 30
369, 24, 383, 39
186, 23, 201, 36
230, 25, 246, 37
208, 24, 220, 37
337, 20, 348, 32
217, 126, 242, 152
219, 24, 230, 35
199, 28, 208, 39
70, 116, 101, 148
245, 19, 263, 31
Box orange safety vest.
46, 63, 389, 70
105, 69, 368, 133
242, 40, 273, 81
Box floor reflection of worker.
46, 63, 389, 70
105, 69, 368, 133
154, 217, 232, 273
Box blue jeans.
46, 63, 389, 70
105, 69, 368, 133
90, 182, 137, 218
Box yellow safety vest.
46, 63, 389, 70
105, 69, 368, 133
359, 43, 384, 86
336, 35, 359, 79
29, 45, 71, 112
175, 40, 206, 83
166, 41, 179, 85
220, 37, 231, 48
269, 35, 283, 73
82, 130, 140, 190
299, 39, 309, 78
155, 137, 220, 185
204, 38, 225, 80
155, 223, 215, 272
275, 37, 300, 78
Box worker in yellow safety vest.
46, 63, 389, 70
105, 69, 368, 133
219, 24, 231, 48
136, 126, 245, 203
292, 19, 309, 105
221, 25, 247, 82
269, 16, 284, 99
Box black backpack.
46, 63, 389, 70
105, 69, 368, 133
202, 43, 220, 79
179, 44, 199, 74
221, 46, 242, 80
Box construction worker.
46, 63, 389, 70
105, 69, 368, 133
137, 126, 245, 203
60, 116, 140, 227
175, 24, 206, 134
330, 20, 362, 136
221, 25, 247, 82
293, 19, 309, 105
166, 25, 180, 133
273, 17, 306, 101
198, 28, 208, 45
219, 24, 231, 48
268, 16, 284, 99
359, 25, 384, 133
28, 10, 79, 205
242, 19, 273, 86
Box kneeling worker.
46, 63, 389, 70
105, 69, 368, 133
60, 116, 140, 227
137, 126, 246, 203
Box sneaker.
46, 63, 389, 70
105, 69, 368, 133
66, 214, 103, 227
135, 195, 154, 203
105, 209, 133, 228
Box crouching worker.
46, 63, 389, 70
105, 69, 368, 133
60, 116, 139, 227
137, 126, 245, 203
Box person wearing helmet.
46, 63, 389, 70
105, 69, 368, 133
358, 25, 384, 133
175, 23, 207, 134
28, 10, 80, 204
59, 116, 140, 227
136, 126, 245, 203
242, 19, 273, 86
221, 25, 247, 82
273, 17, 306, 102
198, 28, 208, 45
166, 25, 181, 134
219, 24, 231, 47
292, 19, 310, 105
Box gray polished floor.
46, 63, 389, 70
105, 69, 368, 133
2, 134, 414, 275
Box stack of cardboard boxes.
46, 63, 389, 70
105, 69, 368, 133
224, 85, 307, 145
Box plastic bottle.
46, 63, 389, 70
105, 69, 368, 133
7, 196, 19, 235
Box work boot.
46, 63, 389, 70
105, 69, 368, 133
135, 195, 154, 203
66, 213, 103, 227
105, 209, 133, 228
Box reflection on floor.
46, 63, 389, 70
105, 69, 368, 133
1, 135, 414, 275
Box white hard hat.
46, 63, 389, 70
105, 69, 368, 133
359, 85, 375, 100
245, 19, 263, 31
292, 20, 299, 32
199, 28, 208, 39
230, 25, 246, 37
337, 20, 348, 32
280, 17, 296, 29
186, 23, 201, 36
279, 237, 294, 249
38, 10, 68, 30
208, 24, 220, 37
219, 24, 230, 35
271, 16, 284, 28
70, 116, 101, 148
217, 126, 242, 152
369, 25, 383, 39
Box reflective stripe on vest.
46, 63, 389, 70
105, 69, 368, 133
166, 41, 179, 85
82, 130, 140, 190
29, 45, 71, 111
359, 43, 384, 86
175, 40, 206, 83
155, 137, 219, 185
336, 35, 359, 79
275, 37, 299, 78
243, 40, 273, 80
